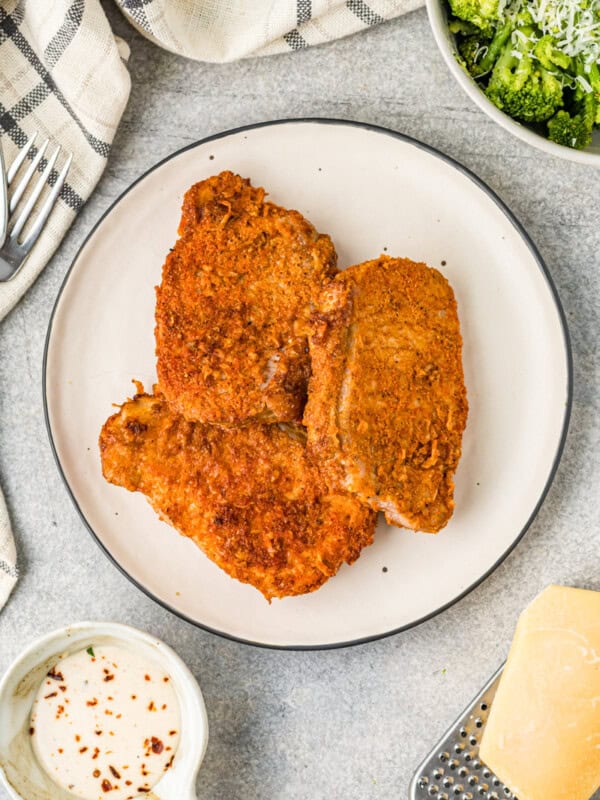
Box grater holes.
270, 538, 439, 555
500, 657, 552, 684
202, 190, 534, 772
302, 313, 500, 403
418, 776, 429, 788
449, 759, 460, 771
474, 718, 483, 728
487, 793, 500, 800
459, 727, 468, 738
433, 769, 444, 780
482, 770, 491, 779
443, 777, 454, 788
454, 744, 464, 754
503, 789, 512, 797
458, 767, 469, 778
469, 736, 477, 746
464, 751, 475, 762
438, 794, 449, 800
480, 703, 488, 711
440, 752, 450, 762
428, 785, 439, 796
453, 785, 464, 795
468, 775, 479, 786
478, 789, 487, 797
462, 795, 474, 800
493, 779, 500, 787
472, 761, 482, 771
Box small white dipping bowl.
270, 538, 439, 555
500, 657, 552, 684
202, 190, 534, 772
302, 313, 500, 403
426, 0, 600, 165
0, 622, 209, 800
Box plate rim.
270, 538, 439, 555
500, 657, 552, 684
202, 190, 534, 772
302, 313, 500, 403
42, 117, 573, 651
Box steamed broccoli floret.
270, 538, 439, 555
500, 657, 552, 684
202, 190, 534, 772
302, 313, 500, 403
533, 35, 572, 71
457, 20, 513, 77
548, 108, 594, 148
486, 27, 564, 122
448, 0, 500, 34
458, 35, 490, 76
588, 61, 600, 124
548, 61, 598, 149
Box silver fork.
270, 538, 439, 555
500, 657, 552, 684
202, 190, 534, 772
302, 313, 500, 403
0, 133, 72, 281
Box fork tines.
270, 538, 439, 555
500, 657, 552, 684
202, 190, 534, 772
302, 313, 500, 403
0, 132, 72, 280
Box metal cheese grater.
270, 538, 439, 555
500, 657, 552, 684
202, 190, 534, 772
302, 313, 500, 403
409, 663, 517, 800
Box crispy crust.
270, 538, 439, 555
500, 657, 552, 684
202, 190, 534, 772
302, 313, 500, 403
303, 256, 468, 533
155, 171, 338, 425
99, 387, 375, 600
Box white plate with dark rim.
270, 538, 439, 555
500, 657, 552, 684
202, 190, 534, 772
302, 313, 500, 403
44, 119, 571, 650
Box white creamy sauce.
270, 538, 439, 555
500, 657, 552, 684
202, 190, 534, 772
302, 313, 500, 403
29, 644, 180, 800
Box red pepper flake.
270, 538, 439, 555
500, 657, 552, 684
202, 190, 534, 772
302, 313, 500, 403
95, 730, 103, 736
131, 695, 137, 700
104, 674, 115, 682
150, 737, 164, 754
109, 766, 121, 779
44, 692, 58, 699
104, 709, 114, 715
93, 769, 101, 778
161, 704, 167, 710
79, 747, 88, 754
116, 714, 122, 719
144, 675, 151, 681
58, 748, 64, 754
29, 727, 35, 736
92, 748, 100, 760
59, 685, 67, 692
168, 730, 177, 736
137, 789, 150, 794
165, 754, 175, 770
163, 676, 169, 682
57, 705, 65, 716
101, 778, 112, 792
75, 735, 81, 742
87, 698, 98, 707
125, 780, 132, 786
47, 669, 64, 682
147, 701, 156, 711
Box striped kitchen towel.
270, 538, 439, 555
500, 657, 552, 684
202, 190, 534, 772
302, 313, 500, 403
0, 491, 17, 609
116, 0, 423, 62
0, 0, 420, 612
0, 0, 131, 609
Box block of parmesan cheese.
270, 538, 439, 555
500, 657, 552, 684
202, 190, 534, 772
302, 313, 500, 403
480, 585, 600, 800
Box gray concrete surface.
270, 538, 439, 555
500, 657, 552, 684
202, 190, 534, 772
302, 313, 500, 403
1, 3, 599, 799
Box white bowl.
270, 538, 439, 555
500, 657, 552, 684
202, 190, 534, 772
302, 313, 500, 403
426, 0, 600, 165
0, 622, 209, 800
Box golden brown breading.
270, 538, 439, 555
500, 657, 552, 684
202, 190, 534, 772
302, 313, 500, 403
155, 171, 338, 425
303, 256, 468, 533
99, 387, 375, 600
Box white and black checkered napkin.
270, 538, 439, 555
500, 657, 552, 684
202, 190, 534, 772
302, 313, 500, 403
0, 0, 132, 611
0, 1, 131, 324
0, 491, 17, 609
0, 0, 420, 612
116, 0, 423, 62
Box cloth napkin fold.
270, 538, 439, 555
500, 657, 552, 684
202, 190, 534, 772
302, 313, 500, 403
115, 0, 423, 62
0, 0, 421, 612
0, 0, 131, 607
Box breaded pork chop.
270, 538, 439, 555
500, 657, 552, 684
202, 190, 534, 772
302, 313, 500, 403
99, 387, 375, 600
304, 256, 468, 533
155, 171, 338, 425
